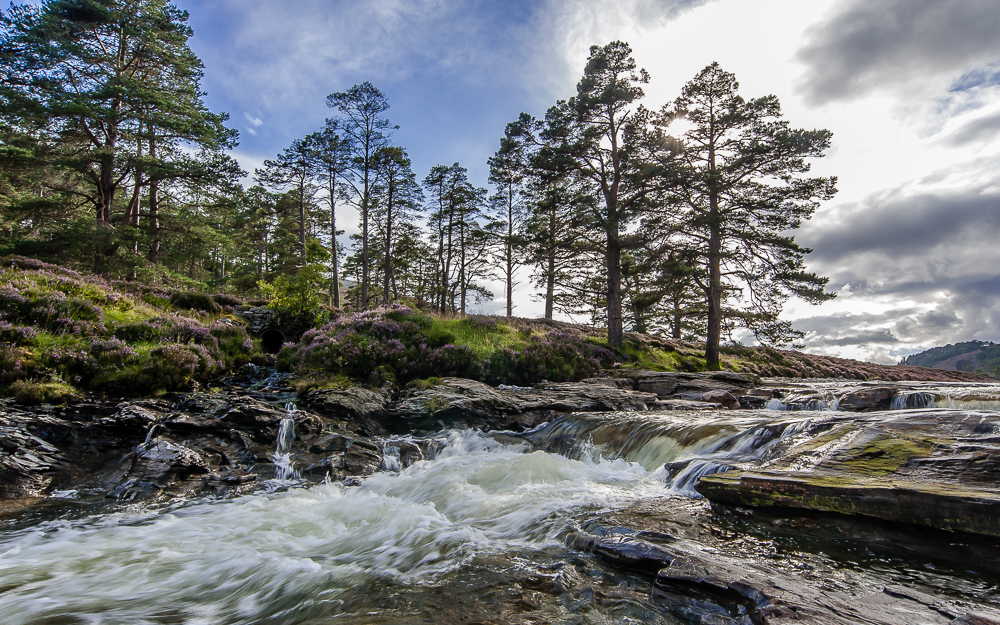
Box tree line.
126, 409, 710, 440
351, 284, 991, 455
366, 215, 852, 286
0, 1, 837, 368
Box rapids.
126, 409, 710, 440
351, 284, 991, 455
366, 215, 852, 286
1, 400, 999, 623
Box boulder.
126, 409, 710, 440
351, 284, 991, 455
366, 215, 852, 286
702, 390, 740, 410
303, 386, 392, 425
836, 385, 897, 412
384, 378, 658, 432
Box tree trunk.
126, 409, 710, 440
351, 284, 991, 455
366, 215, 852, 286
361, 164, 370, 309
383, 180, 393, 306
331, 187, 341, 309
147, 138, 160, 264
606, 235, 624, 348
298, 179, 307, 264
705, 193, 723, 369
506, 188, 514, 317
545, 250, 555, 320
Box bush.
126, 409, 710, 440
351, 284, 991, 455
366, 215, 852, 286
170, 291, 222, 313
282, 305, 625, 386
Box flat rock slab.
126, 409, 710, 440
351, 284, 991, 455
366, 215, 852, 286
695, 470, 1000, 537
571, 532, 986, 624
689, 409, 1000, 536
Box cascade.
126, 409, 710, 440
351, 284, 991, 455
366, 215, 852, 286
272, 403, 299, 481
890, 392, 933, 410
518, 412, 817, 495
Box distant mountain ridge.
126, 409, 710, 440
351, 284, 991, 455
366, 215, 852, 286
900, 340, 1000, 377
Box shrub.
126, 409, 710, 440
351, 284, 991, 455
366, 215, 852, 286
0, 322, 37, 345
282, 305, 625, 386
170, 291, 222, 313
9, 379, 78, 404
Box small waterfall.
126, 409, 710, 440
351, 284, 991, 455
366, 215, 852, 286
666, 418, 813, 495
381, 444, 403, 472
890, 392, 933, 410
272, 403, 299, 481
519, 412, 818, 495
141, 423, 161, 448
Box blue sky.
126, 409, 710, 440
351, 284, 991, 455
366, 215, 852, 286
170, 0, 1000, 363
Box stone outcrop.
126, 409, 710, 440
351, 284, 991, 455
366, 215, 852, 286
692, 409, 1000, 536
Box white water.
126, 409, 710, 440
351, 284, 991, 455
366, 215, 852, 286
0, 431, 664, 625
272, 404, 299, 481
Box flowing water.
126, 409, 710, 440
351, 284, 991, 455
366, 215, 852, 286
1, 404, 1000, 623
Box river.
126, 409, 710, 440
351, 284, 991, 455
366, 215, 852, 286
1, 397, 999, 623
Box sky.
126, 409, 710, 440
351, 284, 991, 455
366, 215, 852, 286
171, 0, 1000, 364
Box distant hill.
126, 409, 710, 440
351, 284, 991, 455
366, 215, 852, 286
900, 341, 1000, 377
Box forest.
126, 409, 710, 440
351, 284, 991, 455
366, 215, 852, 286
0, 0, 837, 369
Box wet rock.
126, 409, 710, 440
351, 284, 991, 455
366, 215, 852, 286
955, 612, 1000, 625
696, 470, 1000, 538
303, 386, 392, 425
654, 399, 725, 411
309, 433, 353, 454
386, 378, 658, 432
701, 390, 740, 410
613, 371, 757, 398
124, 437, 210, 488
836, 385, 897, 412
566, 533, 676, 572
571, 531, 971, 624
694, 410, 1000, 537
343, 438, 383, 476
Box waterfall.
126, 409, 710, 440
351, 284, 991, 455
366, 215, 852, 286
518, 412, 817, 495
890, 392, 933, 410
272, 403, 299, 481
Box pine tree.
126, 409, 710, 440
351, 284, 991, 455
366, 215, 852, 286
529, 42, 672, 346
326, 82, 395, 310
661, 63, 837, 368
0, 0, 236, 269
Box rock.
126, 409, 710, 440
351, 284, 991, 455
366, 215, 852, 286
570, 531, 969, 624
654, 399, 726, 411
385, 378, 658, 432
696, 470, 1000, 538
566, 533, 676, 572
613, 371, 757, 398
954, 612, 1000, 625
121, 436, 210, 490
702, 390, 740, 410
343, 438, 383, 476
303, 386, 392, 425
836, 385, 897, 412
693, 410, 1000, 537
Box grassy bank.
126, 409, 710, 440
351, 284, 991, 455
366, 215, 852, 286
0, 256, 260, 401
281, 305, 990, 389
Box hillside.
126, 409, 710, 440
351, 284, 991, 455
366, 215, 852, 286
0, 256, 260, 402
901, 341, 1000, 377
0, 256, 986, 404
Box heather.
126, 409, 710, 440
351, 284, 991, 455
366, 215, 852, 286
279, 305, 626, 386
0, 256, 260, 399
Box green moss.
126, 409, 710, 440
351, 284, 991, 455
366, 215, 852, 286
836, 435, 934, 475
407, 377, 442, 390
291, 375, 352, 393
423, 395, 450, 413
6, 379, 80, 404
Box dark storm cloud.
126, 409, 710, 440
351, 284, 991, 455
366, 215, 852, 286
943, 109, 1000, 146
795, 0, 1000, 103
803, 190, 1000, 266
792, 180, 1000, 353
815, 330, 899, 347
